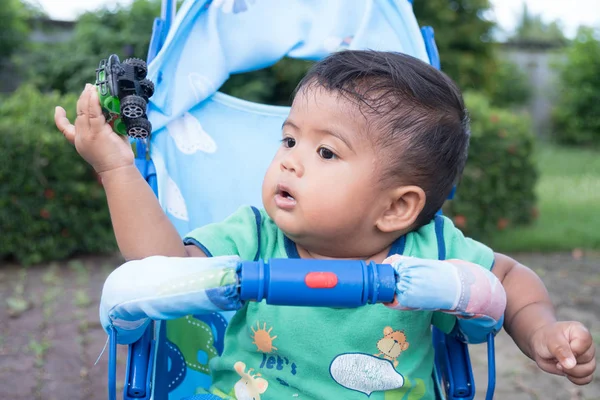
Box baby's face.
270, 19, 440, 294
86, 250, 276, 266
262, 87, 390, 255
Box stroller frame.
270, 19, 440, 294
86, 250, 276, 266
106, 1, 498, 399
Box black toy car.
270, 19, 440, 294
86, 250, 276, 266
95, 54, 155, 139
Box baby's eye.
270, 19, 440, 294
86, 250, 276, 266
282, 137, 296, 148
318, 147, 337, 160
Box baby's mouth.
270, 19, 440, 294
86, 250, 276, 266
278, 189, 295, 201
275, 185, 297, 209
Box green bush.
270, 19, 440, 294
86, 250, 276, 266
0, 85, 116, 265
16, 0, 160, 94
445, 91, 538, 239
486, 58, 532, 108
552, 27, 600, 146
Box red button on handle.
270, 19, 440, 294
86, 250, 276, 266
305, 272, 338, 289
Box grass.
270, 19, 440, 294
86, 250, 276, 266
489, 142, 600, 253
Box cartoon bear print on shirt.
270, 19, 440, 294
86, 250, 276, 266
375, 326, 410, 367
233, 361, 269, 400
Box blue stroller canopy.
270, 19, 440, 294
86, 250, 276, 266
146, 0, 431, 238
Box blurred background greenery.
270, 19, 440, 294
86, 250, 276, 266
1, 0, 599, 265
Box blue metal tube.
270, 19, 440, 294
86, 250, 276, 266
239, 259, 396, 307
161, 0, 176, 32
486, 333, 496, 400
108, 327, 117, 400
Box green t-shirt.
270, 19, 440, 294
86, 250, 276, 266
184, 206, 494, 400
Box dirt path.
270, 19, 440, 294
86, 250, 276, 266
0, 252, 598, 399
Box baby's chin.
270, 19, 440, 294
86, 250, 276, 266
270, 211, 304, 239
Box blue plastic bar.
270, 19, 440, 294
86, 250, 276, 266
432, 327, 475, 399
240, 259, 396, 307
123, 325, 153, 399
486, 333, 496, 400
108, 327, 118, 400
161, 0, 176, 28
421, 26, 441, 70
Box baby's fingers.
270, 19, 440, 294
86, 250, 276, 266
75, 85, 91, 131
557, 341, 596, 384
562, 360, 596, 385
54, 106, 76, 144
88, 86, 110, 133
549, 333, 577, 370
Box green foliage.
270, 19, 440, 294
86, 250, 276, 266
412, 0, 496, 91
0, 85, 116, 265
486, 58, 532, 108
17, 0, 160, 94
552, 27, 600, 146
446, 92, 538, 239
0, 0, 43, 60
221, 58, 314, 106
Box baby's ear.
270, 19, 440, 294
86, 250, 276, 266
376, 185, 425, 233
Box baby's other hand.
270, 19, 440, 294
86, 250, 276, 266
530, 321, 596, 385
54, 84, 134, 174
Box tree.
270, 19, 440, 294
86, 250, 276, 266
220, 58, 313, 106
486, 58, 531, 108
412, 0, 496, 91
20, 0, 499, 104
552, 26, 600, 146
0, 0, 44, 61
509, 3, 568, 45
18, 0, 160, 94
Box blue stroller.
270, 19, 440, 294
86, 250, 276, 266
105, 0, 497, 399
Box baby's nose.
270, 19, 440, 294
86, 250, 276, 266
280, 153, 304, 176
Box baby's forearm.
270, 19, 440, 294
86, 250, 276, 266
505, 299, 556, 358
99, 165, 187, 260
495, 254, 557, 359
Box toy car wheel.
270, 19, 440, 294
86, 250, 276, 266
126, 118, 152, 139
120, 95, 147, 119
140, 79, 155, 100
123, 57, 148, 80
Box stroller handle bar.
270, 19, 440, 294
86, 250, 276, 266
239, 258, 397, 307
100, 256, 397, 346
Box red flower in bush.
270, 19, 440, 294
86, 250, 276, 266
453, 215, 467, 228
490, 114, 500, 123
497, 218, 509, 230
40, 209, 50, 219
531, 207, 539, 219
61, 229, 69, 238
44, 189, 55, 199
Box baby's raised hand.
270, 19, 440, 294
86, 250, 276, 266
54, 84, 134, 174
529, 321, 596, 385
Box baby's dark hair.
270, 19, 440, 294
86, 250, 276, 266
295, 50, 470, 228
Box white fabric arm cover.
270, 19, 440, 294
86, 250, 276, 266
385, 255, 507, 342
99, 255, 242, 344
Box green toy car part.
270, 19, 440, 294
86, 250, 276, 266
95, 54, 155, 139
